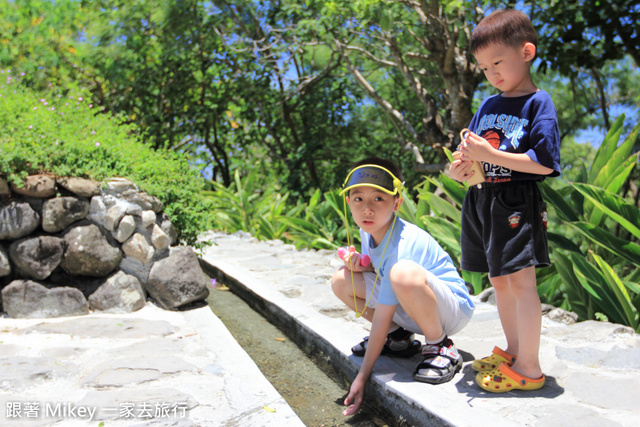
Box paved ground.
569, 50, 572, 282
200, 231, 640, 427
2, 229, 639, 426
0, 300, 303, 426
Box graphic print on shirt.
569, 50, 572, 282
476, 113, 529, 183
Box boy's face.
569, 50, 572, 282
347, 186, 401, 245
474, 42, 536, 97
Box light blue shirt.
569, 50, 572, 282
360, 217, 475, 318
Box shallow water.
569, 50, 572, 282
206, 283, 392, 427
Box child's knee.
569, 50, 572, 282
331, 266, 349, 296
389, 260, 425, 293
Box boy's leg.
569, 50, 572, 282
504, 266, 542, 380
489, 274, 520, 357
388, 260, 468, 384
332, 266, 420, 357
331, 266, 375, 322
388, 260, 444, 342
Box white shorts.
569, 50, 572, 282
363, 267, 471, 338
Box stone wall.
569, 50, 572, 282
0, 174, 209, 318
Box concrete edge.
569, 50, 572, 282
199, 257, 511, 427
181, 304, 305, 426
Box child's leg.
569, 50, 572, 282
331, 266, 375, 323
492, 266, 542, 379
489, 274, 519, 357
388, 260, 444, 342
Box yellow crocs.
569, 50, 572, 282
476, 362, 545, 393
471, 346, 517, 372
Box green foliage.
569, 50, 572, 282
202, 170, 359, 249
539, 115, 640, 330
0, 73, 211, 247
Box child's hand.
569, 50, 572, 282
449, 157, 477, 183
342, 376, 366, 416
337, 246, 371, 272
459, 131, 494, 163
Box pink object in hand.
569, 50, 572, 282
337, 247, 370, 266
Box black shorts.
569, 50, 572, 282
460, 181, 550, 278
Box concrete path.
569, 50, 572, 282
200, 231, 640, 427
0, 300, 303, 426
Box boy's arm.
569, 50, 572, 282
343, 303, 396, 416
461, 132, 555, 175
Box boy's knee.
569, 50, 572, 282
389, 260, 425, 292
331, 266, 349, 296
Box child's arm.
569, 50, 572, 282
461, 131, 555, 175
342, 304, 396, 415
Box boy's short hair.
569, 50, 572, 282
470, 9, 537, 54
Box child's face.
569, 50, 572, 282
474, 42, 535, 96
347, 186, 401, 245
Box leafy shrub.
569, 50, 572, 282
0, 71, 211, 247
202, 169, 359, 249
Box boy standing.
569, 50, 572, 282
332, 157, 474, 415
450, 9, 561, 392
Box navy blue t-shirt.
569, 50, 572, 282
468, 90, 561, 183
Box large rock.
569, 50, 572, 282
119, 257, 152, 286
0, 245, 11, 277
122, 233, 155, 265
57, 177, 101, 197
150, 224, 170, 251
61, 224, 122, 277
114, 214, 136, 242
160, 213, 178, 246
104, 203, 127, 232
1, 280, 89, 318
0, 178, 9, 196
8, 236, 65, 280
0, 201, 40, 240
88, 271, 146, 313
42, 196, 90, 233
104, 177, 137, 193
146, 246, 208, 309
10, 174, 56, 198
122, 190, 163, 213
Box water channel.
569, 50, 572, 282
206, 279, 395, 427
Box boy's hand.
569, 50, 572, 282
342, 375, 366, 416
449, 158, 477, 183
459, 131, 494, 163
338, 246, 372, 272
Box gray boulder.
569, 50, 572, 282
8, 236, 65, 280
122, 233, 155, 265
2, 280, 89, 318
119, 256, 152, 286
42, 196, 90, 233
0, 178, 9, 196
122, 189, 163, 213
57, 177, 101, 197
160, 214, 178, 246
0, 201, 40, 240
0, 245, 10, 277
104, 177, 137, 193
146, 246, 208, 309
10, 174, 56, 198
114, 214, 136, 242
61, 224, 122, 277
88, 270, 146, 313
150, 224, 170, 251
